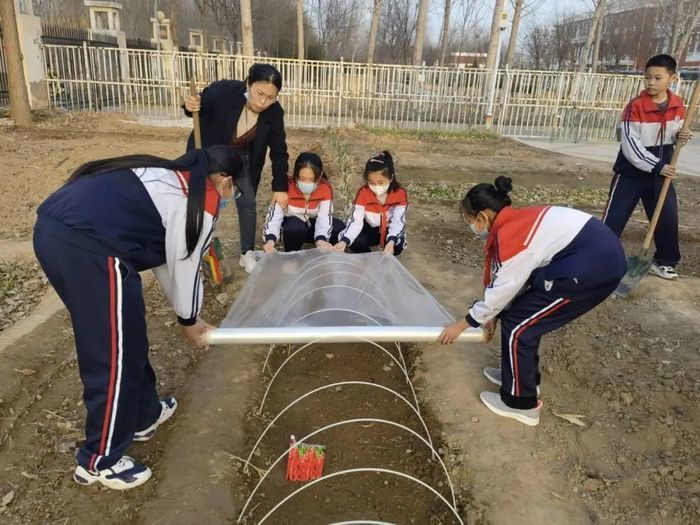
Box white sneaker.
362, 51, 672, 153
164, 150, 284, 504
648, 262, 678, 280
239, 251, 258, 274
480, 391, 542, 426
483, 367, 540, 396
73, 456, 151, 490
133, 397, 177, 442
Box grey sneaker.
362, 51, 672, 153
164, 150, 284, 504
479, 391, 542, 426
483, 367, 540, 396
239, 251, 259, 274
649, 262, 678, 280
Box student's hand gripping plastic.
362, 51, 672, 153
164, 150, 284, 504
263, 240, 277, 253
316, 240, 333, 251
333, 241, 348, 252
482, 319, 496, 343
181, 319, 214, 349
183, 93, 201, 113
660, 164, 677, 178
383, 241, 395, 256
438, 319, 469, 345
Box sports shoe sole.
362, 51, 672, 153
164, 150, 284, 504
73, 465, 152, 490
480, 392, 541, 427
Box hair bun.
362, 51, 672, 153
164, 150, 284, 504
494, 176, 513, 194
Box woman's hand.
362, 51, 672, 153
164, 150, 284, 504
180, 319, 214, 348
333, 241, 347, 253
263, 240, 276, 253
183, 93, 201, 113
316, 240, 333, 251
383, 241, 395, 256
678, 129, 693, 145
482, 319, 497, 343
438, 319, 469, 345
272, 191, 289, 209
660, 164, 677, 178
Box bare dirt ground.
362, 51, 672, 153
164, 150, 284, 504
0, 114, 699, 524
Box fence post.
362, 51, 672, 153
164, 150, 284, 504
82, 41, 92, 110
170, 49, 178, 118
338, 57, 344, 127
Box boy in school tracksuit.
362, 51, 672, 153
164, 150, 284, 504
603, 54, 692, 280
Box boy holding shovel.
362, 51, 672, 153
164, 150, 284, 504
602, 54, 693, 281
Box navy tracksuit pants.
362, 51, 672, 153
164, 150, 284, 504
348, 223, 406, 255
602, 172, 680, 266
498, 218, 626, 410
281, 216, 346, 252
33, 229, 161, 472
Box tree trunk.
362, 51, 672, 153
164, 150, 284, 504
669, 3, 682, 56
485, 0, 507, 71
591, 12, 602, 73
367, 0, 382, 63
577, 0, 606, 72
239, 0, 254, 56
438, 0, 452, 66
412, 0, 429, 65
672, 4, 700, 59
296, 0, 304, 59
0, 0, 32, 125
504, 0, 523, 68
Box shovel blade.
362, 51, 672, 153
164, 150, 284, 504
614, 253, 653, 298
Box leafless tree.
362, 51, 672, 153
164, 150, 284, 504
504, 0, 546, 68
655, 0, 700, 60
413, 0, 430, 64
309, 0, 364, 60
438, 0, 452, 66
450, 0, 488, 56
367, 0, 383, 63
296, 0, 305, 59
0, 0, 32, 125
240, 0, 254, 55
377, 0, 418, 63
576, 0, 606, 72
485, 0, 507, 71
523, 23, 552, 70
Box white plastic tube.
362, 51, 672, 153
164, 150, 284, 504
206, 326, 483, 345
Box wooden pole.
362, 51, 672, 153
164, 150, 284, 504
0, 0, 32, 125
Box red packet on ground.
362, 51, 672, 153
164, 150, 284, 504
286, 435, 326, 482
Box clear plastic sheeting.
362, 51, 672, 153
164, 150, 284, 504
208, 249, 483, 344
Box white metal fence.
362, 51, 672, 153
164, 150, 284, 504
42, 44, 700, 141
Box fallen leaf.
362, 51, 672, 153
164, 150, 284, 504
552, 412, 587, 427
1, 490, 14, 507
14, 368, 36, 376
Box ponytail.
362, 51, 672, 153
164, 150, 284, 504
461, 176, 513, 216
364, 150, 401, 191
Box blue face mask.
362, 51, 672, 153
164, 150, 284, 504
219, 196, 232, 210
298, 181, 318, 194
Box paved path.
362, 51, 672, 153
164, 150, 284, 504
516, 138, 700, 178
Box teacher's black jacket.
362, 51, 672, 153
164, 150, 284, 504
184, 80, 289, 192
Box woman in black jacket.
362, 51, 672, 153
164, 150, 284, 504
183, 63, 289, 273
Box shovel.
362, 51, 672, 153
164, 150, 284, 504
189, 77, 202, 148
614, 78, 700, 298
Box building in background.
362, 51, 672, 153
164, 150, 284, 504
557, 0, 700, 72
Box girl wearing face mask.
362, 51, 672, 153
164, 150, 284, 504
33, 146, 245, 490
438, 176, 626, 427
263, 152, 345, 253
334, 150, 408, 256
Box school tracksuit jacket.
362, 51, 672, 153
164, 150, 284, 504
466, 206, 626, 409
33, 167, 219, 472
263, 178, 344, 251
340, 186, 408, 254
603, 89, 685, 267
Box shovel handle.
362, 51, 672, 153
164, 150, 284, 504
642, 79, 700, 250
189, 77, 202, 149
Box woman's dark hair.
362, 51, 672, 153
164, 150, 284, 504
363, 150, 401, 191
293, 152, 326, 182
246, 63, 283, 91
461, 176, 513, 217
67, 145, 244, 257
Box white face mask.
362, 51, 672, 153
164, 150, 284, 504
298, 181, 317, 194
369, 184, 390, 196
470, 218, 489, 240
